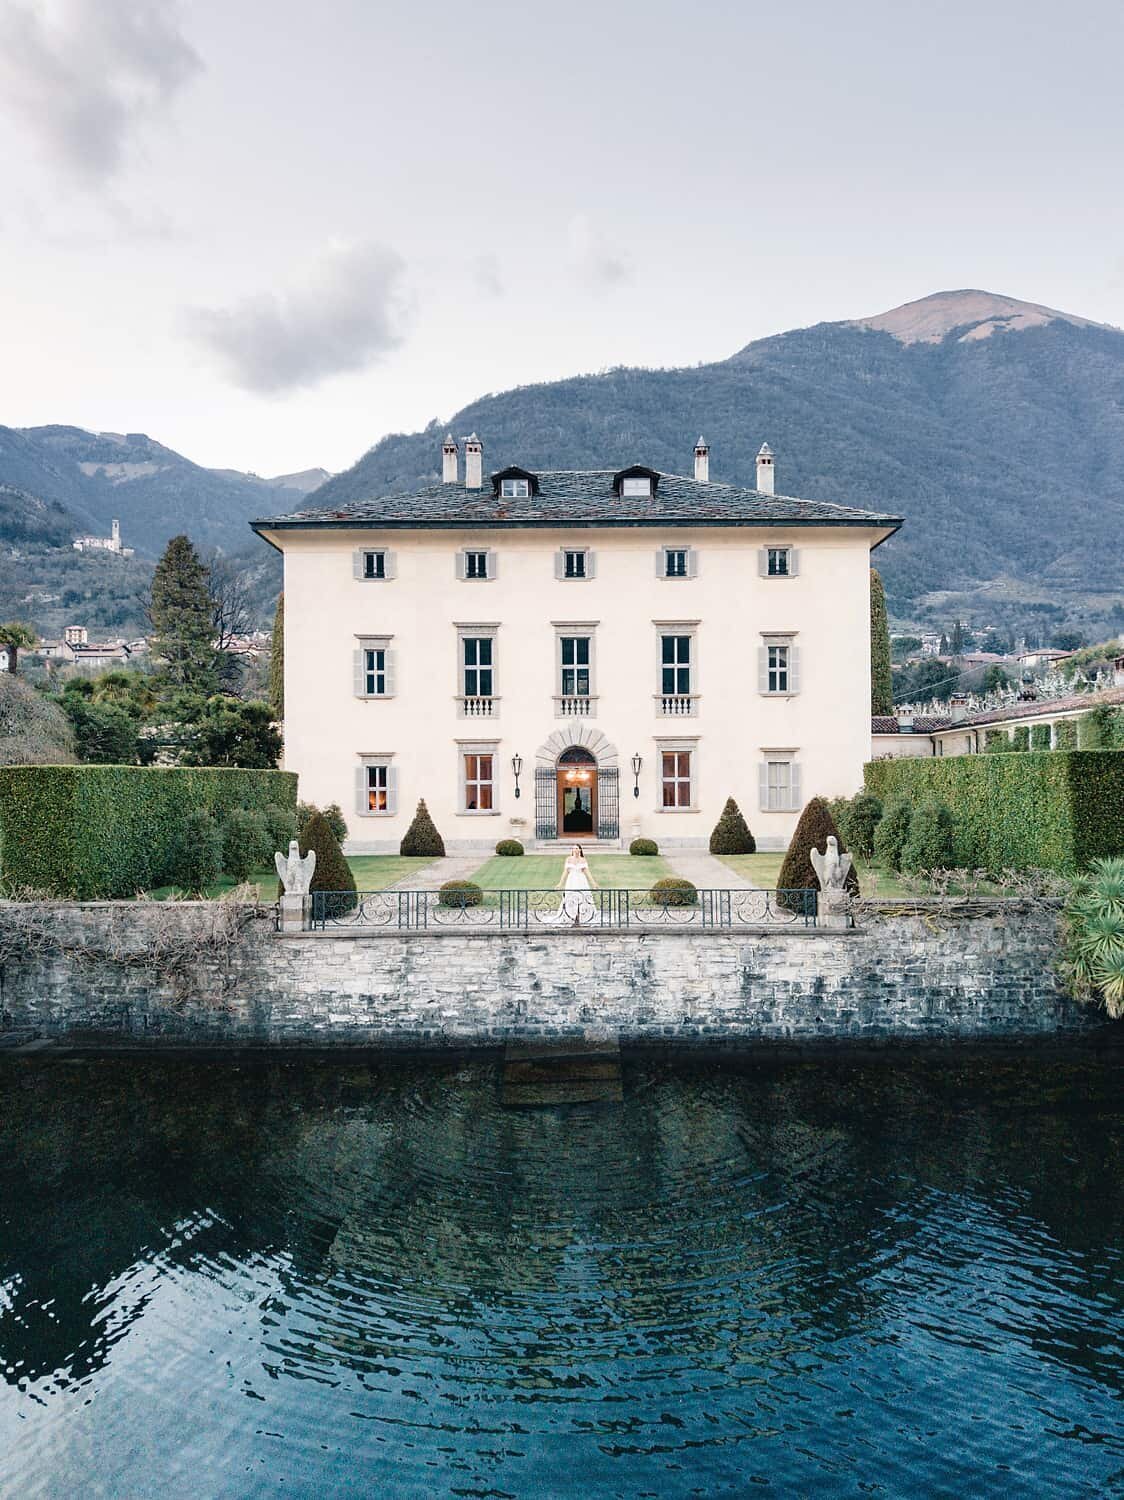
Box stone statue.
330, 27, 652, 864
275, 839, 316, 895
811, 836, 852, 929
810, 836, 852, 892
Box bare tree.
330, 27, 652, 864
203, 550, 254, 694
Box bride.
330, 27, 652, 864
544, 843, 598, 926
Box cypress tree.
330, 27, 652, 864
709, 797, 756, 854
269, 594, 284, 720
870, 569, 893, 715
150, 535, 218, 692
777, 796, 860, 907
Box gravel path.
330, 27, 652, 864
662, 851, 760, 889
385, 856, 484, 891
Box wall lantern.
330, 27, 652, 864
512, 753, 523, 798
631, 752, 643, 798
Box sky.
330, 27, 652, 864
1, 0, 1123, 478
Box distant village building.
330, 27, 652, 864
253, 435, 902, 851
1016, 647, 1074, 670
34, 625, 142, 668
872, 684, 1124, 758
72, 518, 134, 558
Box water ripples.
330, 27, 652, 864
1, 1048, 1122, 1497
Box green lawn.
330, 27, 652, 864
717, 852, 914, 898
467, 855, 564, 889
587, 854, 671, 889
148, 855, 435, 901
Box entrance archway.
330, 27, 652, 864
556, 746, 596, 836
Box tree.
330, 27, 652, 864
939, 632, 950, 655
400, 799, 445, 857
980, 665, 1010, 694
180, 698, 282, 768
709, 797, 755, 855
205, 549, 254, 693
870, 569, 893, 714
269, 594, 284, 720
149, 535, 219, 692
950, 619, 965, 657
0, 675, 75, 764
778, 797, 859, 906
285, 811, 357, 914
60, 694, 139, 764
0, 621, 37, 675
1052, 629, 1086, 652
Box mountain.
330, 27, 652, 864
312, 289, 1124, 630
0, 426, 325, 556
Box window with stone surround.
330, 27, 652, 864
353, 636, 395, 698
459, 741, 498, 813
355, 756, 398, 816
758, 751, 802, 812
758, 633, 800, 695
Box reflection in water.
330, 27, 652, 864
1, 1047, 1122, 1498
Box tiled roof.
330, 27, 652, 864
870, 714, 954, 735
251, 469, 902, 534
871, 716, 899, 733
953, 686, 1124, 728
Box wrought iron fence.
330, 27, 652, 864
308, 887, 817, 932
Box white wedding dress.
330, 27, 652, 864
545, 856, 597, 925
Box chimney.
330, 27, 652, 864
441, 434, 459, 483
464, 432, 483, 490
693, 436, 709, 483
756, 442, 775, 495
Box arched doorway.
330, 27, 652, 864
556, 746, 596, 836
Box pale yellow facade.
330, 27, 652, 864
262, 518, 890, 851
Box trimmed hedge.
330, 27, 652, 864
0, 764, 297, 897
864, 751, 1124, 871
1031, 723, 1052, 752
649, 876, 697, 907
630, 837, 659, 856
439, 879, 483, 907
495, 839, 524, 856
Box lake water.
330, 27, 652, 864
1, 1046, 1122, 1498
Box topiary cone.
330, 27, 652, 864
399, 798, 446, 857
709, 796, 756, 855
777, 796, 859, 909
278, 810, 357, 913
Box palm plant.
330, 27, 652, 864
1060, 858, 1124, 1018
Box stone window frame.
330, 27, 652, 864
353, 548, 397, 581
758, 546, 798, 578
554, 547, 595, 581
553, 619, 598, 716
456, 548, 496, 581
758, 747, 802, 812
353, 634, 396, 699
456, 738, 501, 815
654, 734, 700, 813
657, 545, 698, 580
355, 752, 398, 818
653, 618, 700, 714
758, 631, 801, 696
455, 622, 500, 717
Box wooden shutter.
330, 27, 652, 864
789, 761, 803, 811
757, 646, 769, 693
384, 648, 397, 697
787, 548, 799, 577
686, 548, 698, 578
353, 649, 366, 697
355, 764, 367, 815
353, 550, 365, 579
487, 549, 497, 580
554, 550, 565, 580
655, 548, 665, 577
387, 764, 399, 815
383, 550, 397, 580
788, 646, 801, 694
758, 761, 769, 811
455, 551, 466, 580
757, 548, 768, 578
586, 550, 597, 579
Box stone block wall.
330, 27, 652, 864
0, 900, 1091, 1047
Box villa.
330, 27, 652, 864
252, 437, 900, 851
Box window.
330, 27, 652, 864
661, 634, 691, 695
759, 754, 801, 812
463, 636, 493, 697
554, 547, 594, 580
356, 757, 398, 816
661, 750, 693, 808
759, 546, 796, 578
758, 635, 800, 695
565, 549, 586, 578
560, 636, 591, 697
463, 751, 495, 812
500, 477, 529, 498
658, 546, 696, 579
621, 476, 652, 498
354, 636, 395, 698
457, 549, 496, 581
353, 548, 396, 581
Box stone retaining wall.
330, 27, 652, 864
0, 899, 1092, 1047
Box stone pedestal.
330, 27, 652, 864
279, 893, 307, 934
817, 889, 851, 930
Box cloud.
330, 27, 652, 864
0, 0, 202, 184
566, 213, 634, 290
184, 240, 411, 396
472, 254, 505, 297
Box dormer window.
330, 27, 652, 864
491, 466, 538, 498
500, 478, 529, 498
620, 477, 652, 498
612, 465, 660, 499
